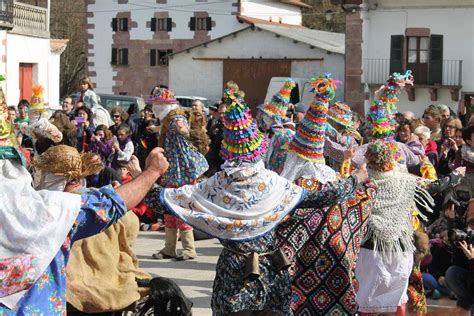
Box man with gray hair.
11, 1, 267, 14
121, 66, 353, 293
437, 104, 451, 123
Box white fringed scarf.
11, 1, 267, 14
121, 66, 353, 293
364, 169, 434, 261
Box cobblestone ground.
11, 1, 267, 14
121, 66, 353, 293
134, 231, 458, 316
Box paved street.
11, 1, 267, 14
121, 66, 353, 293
134, 231, 220, 316
134, 231, 457, 316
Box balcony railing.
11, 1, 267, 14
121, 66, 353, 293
363, 59, 463, 87
0, 0, 14, 30
10, 1, 49, 38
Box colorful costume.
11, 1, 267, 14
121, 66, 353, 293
277, 75, 377, 315
154, 109, 209, 260
263, 79, 296, 173
0, 98, 131, 314
0, 156, 127, 315
151, 81, 362, 315
147, 86, 179, 121
33, 145, 150, 314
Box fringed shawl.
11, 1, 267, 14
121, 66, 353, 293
364, 169, 434, 261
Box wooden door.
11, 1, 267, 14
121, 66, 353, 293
407, 36, 428, 84
223, 59, 291, 111
19, 63, 33, 101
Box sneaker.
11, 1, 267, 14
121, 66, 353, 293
140, 223, 150, 231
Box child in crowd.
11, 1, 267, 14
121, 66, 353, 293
110, 124, 134, 169
89, 124, 114, 165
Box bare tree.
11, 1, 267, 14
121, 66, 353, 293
19, 0, 88, 97
50, 0, 88, 97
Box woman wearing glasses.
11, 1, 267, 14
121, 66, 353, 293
437, 117, 463, 176
109, 107, 129, 136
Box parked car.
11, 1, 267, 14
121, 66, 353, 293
71, 93, 146, 113
176, 96, 210, 117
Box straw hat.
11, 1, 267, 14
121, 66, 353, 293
33, 145, 103, 180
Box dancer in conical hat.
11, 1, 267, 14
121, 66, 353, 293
144, 80, 368, 315
276, 74, 377, 315
258, 78, 295, 132
324, 72, 423, 169
355, 139, 464, 315
263, 79, 297, 174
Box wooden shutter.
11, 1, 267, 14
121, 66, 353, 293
167, 18, 172, 32
389, 35, 404, 74
429, 35, 443, 85
151, 17, 156, 31
190, 17, 196, 31
206, 17, 212, 31
150, 49, 156, 66
111, 48, 117, 65
121, 49, 129, 65
111, 18, 118, 31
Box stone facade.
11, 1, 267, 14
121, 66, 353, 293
86, 1, 245, 96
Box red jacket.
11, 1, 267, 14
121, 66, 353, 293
122, 174, 154, 219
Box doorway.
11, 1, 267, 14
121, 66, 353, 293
407, 36, 429, 84
19, 63, 33, 101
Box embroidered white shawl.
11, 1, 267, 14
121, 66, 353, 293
0, 160, 80, 308
161, 160, 304, 240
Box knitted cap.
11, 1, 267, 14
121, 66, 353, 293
30, 85, 46, 113
262, 79, 296, 123
288, 74, 339, 164
365, 140, 395, 172
220, 81, 267, 162
328, 102, 353, 127
367, 71, 414, 163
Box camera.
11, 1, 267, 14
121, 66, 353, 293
449, 228, 474, 244
446, 196, 469, 217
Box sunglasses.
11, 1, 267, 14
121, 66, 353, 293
113, 115, 121, 118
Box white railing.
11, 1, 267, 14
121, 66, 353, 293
10, 2, 49, 38
363, 59, 463, 87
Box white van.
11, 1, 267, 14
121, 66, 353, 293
264, 77, 313, 107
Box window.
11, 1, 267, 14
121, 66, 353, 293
119, 18, 128, 31
390, 34, 444, 85
196, 17, 207, 30
112, 17, 128, 32
150, 49, 172, 66
111, 48, 128, 65
189, 17, 212, 31
151, 17, 172, 32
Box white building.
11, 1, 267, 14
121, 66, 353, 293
86, 0, 310, 97
361, 0, 474, 116
0, 0, 66, 109
169, 23, 345, 106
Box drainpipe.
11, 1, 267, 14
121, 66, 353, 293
46, 0, 50, 34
